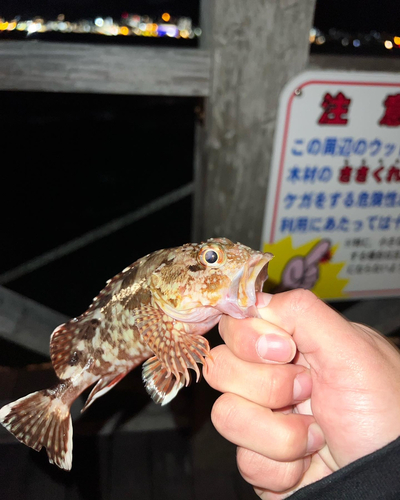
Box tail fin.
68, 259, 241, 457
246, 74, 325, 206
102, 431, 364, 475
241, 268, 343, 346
0, 389, 73, 470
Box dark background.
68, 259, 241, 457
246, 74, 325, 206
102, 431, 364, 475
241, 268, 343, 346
0, 0, 200, 46
0, 2, 399, 499
2, 0, 400, 32
314, 0, 400, 33
0, 0, 200, 23
0, 94, 196, 316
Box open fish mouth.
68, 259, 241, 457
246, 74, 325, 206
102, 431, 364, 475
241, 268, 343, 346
221, 251, 274, 319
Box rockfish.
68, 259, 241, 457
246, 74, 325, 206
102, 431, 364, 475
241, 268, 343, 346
0, 238, 273, 470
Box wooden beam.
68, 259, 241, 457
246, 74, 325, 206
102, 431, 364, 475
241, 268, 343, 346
309, 54, 400, 73
198, 0, 317, 248
0, 286, 67, 357
0, 41, 211, 96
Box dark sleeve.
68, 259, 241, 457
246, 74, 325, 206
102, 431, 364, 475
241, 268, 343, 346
289, 436, 400, 500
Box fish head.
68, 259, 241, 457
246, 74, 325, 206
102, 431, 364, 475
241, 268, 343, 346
150, 237, 273, 322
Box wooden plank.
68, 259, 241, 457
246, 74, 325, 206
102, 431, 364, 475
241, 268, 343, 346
198, 0, 317, 249
309, 54, 400, 73
0, 42, 211, 96
0, 285, 67, 356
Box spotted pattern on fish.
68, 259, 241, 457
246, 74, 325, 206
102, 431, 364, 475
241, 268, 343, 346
0, 238, 273, 470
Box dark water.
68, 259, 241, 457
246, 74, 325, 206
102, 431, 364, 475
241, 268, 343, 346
1, 93, 197, 316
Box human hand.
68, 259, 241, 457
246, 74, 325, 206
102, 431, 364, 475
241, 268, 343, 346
203, 290, 400, 498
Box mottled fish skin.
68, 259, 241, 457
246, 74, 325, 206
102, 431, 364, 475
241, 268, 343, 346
0, 238, 273, 470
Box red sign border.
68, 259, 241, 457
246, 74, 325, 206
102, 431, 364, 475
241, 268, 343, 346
270, 79, 400, 242
269, 78, 400, 297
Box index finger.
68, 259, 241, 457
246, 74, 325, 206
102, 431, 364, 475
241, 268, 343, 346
203, 345, 311, 408
219, 315, 297, 364
256, 289, 363, 372
304, 239, 330, 267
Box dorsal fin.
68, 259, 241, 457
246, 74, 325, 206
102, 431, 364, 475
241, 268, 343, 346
49, 257, 152, 380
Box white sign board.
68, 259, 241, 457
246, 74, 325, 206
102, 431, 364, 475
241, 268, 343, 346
262, 71, 400, 300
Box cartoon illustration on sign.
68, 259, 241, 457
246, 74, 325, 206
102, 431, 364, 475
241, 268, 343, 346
263, 236, 348, 299
275, 239, 331, 292
262, 71, 400, 300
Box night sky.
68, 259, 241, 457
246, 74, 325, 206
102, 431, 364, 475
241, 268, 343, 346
0, 0, 200, 23
314, 0, 400, 33
1, 1, 400, 34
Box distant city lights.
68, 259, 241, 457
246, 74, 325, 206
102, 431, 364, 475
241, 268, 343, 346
309, 27, 400, 51
0, 14, 398, 52
0, 13, 201, 40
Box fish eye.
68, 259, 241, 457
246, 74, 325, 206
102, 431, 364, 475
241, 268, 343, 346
198, 244, 225, 267
205, 250, 218, 264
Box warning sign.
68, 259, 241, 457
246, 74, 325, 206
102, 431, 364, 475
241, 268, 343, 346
261, 71, 400, 300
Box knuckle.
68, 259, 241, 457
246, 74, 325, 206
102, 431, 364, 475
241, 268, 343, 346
218, 315, 237, 341
208, 344, 228, 366
277, 460, 305, 490
204, 345, 234, 389
280, 426, 304, 460
204, 345, 227, 377
287, 288, 319, 314
237, 447, 304, 492
211, 393, 240, 432
259, 369, 280, 406
236, 447, 265, 482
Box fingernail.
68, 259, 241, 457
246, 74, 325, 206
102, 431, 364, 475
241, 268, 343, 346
306, 423, 325, 454
256, 293, 273, 308
293, 371, 312, 401
256, 334, 294, 362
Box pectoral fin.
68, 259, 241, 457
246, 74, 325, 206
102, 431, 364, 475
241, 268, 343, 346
134, 305, 211, 403
142, 356, 185, 405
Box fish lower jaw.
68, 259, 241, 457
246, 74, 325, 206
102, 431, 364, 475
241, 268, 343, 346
217, 301, 260, 319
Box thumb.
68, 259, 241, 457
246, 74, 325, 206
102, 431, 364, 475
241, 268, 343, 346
257, 290, 359, 371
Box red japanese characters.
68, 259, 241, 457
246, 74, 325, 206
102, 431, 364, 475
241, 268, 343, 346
379, 94, 400, 127
318, 92, 351, 125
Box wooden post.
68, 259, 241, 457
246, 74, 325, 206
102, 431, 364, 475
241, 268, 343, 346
197, 0, 316, 248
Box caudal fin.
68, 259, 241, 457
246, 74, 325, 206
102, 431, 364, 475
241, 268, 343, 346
0, 389, 73, 470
